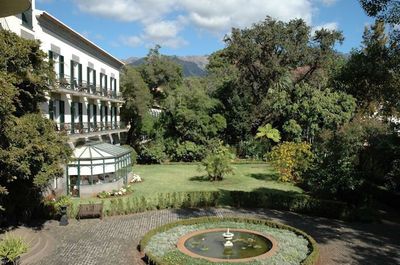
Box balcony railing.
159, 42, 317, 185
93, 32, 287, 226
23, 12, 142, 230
55, 75, 123, 100
56, 121, 127, 135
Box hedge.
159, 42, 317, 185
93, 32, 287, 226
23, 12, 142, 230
139, 217, 319, 265
69, 189, 350, 221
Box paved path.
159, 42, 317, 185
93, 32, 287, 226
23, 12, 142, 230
13, 208, 400, 265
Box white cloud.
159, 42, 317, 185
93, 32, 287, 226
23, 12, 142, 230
121, 35, 143, 47
75, 0, 176, 23
320, 0, 338, 7
312, 22, 339, 33
75, 0, 321, 48
122, 20, 188, 49
181, 0, 313, 32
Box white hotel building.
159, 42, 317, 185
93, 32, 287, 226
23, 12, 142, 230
0, 0, 132, 197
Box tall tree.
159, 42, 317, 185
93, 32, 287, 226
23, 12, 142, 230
162, 77, 226, 145
120, 66, 153, 147
208, 17, 347, 144
0, 30, 55, 116
138, 45, 183, 103
0, 30, 70, 220
360, 0, 400, 24
335, 20, 399, 115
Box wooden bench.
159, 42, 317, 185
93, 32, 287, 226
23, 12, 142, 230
77, 203, 103, 220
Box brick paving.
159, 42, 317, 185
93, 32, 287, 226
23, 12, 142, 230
29, 208, 399, 265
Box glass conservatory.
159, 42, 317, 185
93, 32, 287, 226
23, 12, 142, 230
66, 142, 132, 197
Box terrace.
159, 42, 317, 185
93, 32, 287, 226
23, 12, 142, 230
55, 121, 128, 137
53, 75, 124, 103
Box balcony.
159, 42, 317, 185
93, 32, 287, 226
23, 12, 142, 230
56, 121, 128, 137
53, 75, 124, 103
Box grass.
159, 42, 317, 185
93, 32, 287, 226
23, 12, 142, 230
76, 163, 302, 204
131, 163, 302, 196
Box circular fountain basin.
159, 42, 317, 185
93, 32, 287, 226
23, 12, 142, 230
177, 228, 278, 263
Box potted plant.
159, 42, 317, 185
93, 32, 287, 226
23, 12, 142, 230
0, 234, 28, 265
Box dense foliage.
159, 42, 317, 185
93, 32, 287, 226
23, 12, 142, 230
0, 30, 71, 220
201, 142, 234, 181
268, 142, 314, 183
118, 1, 400, 211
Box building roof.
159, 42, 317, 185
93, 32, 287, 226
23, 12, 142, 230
71, 142, 131, 161
37, 11, 125, 68
0, 0, 31, 17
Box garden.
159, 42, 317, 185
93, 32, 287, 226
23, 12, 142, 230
1, 1, 400, 264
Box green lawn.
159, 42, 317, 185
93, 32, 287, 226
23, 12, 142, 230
75, 163, 303, 206
131, 163, 303, 196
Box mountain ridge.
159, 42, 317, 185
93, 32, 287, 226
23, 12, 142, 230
124, 55, 209, 77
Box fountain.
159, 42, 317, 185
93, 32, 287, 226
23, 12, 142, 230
222, 228, 234, 248
178, 228, 276, 262
142, 217, 318, 264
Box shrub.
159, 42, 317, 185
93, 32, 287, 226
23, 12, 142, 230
43, 195, 72, 219
171, 141, 205, 162
267, 142, 314, 183
97, 184, 134, 199
305, 117, 391, 202
137, 140, 167, 164
236, 139, 269, 160
0, 234, 28, 262
72, 189, 351, 221
201, 142, 234, 181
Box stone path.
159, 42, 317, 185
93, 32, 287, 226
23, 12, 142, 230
7, 208, 400, 265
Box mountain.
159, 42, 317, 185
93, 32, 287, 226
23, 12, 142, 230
125, 55, 209, 77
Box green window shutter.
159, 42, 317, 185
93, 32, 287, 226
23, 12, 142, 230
59, 100, 65, 124
105, 106, 108, 124
86, 67, 90, 83
78, 102, 83, 125
110, 106, 113, 124
49, 50, 53, 61
100, 105, 103, 126
105, 75, 108, 90
87, 103, 91, 123
93, 104, 97, 125
59, 55, 64, 79
100, 73, 103, 89
78, 63, 82, 86
49, 99, 54, 120
70, 60, 74, 87
70, 102, 75, 133
93, 70, 96, 87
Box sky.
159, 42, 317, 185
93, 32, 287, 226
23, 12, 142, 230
36, 0, 374, 60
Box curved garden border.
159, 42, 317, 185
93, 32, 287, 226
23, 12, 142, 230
140, 216, 319, 265
176, 228, 279, 263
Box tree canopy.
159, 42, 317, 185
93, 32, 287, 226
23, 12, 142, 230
0, 30, 70, 220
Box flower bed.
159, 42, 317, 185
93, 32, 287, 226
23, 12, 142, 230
140, 217, 319, 265
97, 184, 134, 199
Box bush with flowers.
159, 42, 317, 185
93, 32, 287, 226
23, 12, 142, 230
130, 174, 142, 183
97, 184, 135, 199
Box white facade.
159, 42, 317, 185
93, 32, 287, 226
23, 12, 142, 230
0, 0, 131, 197
0, 0, 127, 146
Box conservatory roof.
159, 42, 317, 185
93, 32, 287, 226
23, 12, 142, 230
72, 142, 131, 161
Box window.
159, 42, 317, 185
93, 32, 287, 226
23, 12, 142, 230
21, 9, 33, 29
70, 61, 82, 90
100, 73, 108, 96
110, 77, 117, 97
49, 51, 64, 80
87, 67, 96, 92
71, 102, 83, 133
